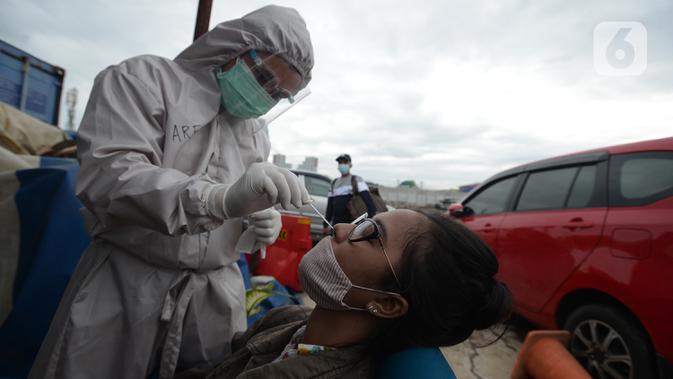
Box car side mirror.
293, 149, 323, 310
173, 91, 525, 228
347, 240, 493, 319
448, 203, 464, 218
448, 204, 474, 218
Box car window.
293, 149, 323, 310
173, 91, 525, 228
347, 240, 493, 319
610, 152, 673, 206
465, 176, 517, 215
304, 176, 330, 197
566, 165, 597, 208
517, 167, 577, 211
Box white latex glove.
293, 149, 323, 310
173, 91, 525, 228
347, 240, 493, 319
234, 208, 282, 258
207, 162, 310, 219
250, 208, 282, 246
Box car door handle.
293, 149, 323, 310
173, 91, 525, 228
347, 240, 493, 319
563, 218, 594, 230
482, 223, 495, 232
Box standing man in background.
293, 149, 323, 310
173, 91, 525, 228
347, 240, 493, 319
324, 154, 377, 233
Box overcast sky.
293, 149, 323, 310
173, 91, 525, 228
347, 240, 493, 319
2, 0, 672, 189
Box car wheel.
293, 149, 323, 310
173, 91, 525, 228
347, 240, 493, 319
564, 304, 656, 379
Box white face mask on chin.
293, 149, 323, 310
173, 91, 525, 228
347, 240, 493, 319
298, 237, 401, 311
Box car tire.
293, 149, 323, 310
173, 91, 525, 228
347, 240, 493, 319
564, 304, 656, 379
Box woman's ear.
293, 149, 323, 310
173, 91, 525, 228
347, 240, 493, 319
365, 295, 408, 319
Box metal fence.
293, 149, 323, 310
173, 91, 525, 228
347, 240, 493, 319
378, 187, 466, 208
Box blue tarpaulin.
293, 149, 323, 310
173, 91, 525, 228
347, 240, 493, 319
0, 158, 88, 379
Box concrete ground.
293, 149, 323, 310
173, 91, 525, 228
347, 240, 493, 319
298, 293, 530, 378
441, 321, 530, 379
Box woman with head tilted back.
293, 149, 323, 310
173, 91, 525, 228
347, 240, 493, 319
207, 209, 512, 379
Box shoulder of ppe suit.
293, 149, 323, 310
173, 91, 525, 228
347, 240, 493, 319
95, 55, 177, 103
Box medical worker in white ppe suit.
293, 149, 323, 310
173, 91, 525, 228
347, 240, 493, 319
30, 5, 314, 379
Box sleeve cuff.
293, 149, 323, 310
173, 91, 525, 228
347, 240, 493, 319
205, 183, 230, 220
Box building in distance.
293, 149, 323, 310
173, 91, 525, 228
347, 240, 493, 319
272, 154, 292, 170
296, 156, 318, 172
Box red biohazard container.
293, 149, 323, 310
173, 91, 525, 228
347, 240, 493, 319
253, 214, 313, 291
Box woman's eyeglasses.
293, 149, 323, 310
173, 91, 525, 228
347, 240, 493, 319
348, 214, 401, 287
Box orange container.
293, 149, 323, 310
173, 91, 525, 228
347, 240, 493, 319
253, 214, 313, 291
511, 331, 591, 379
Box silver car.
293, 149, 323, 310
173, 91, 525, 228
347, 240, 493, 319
278, 170, 332, 242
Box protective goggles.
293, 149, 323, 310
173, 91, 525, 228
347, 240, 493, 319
248, 50, 299, 103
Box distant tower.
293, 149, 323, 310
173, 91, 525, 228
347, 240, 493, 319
297, 156, 318, 172
65, 88, 78, 130
272, 153, 292, 169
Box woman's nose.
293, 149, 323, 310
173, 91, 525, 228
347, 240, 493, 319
332, 223, 354, 243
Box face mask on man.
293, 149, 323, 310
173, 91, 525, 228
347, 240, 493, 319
338, 163, 350, 175
216, 58, 278, 119
298, 237, 401, 311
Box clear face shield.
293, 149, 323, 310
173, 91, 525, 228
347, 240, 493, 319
258, 86, 311, 127
217, 49, 311, 132
250, 50, 311, 130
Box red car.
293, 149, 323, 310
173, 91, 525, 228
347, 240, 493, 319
449, 137, 673, 379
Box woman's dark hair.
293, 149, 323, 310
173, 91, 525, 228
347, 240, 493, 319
378, 211, 512, 351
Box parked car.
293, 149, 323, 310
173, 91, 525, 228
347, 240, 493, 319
434, 197, 455, 210
448, 137, 673, 379
277, 169, 332, 243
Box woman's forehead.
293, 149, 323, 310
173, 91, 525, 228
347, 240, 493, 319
375, 209, 421, 225
375, 210, 424, 243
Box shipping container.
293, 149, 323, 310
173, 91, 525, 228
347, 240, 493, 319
0, 39, 65, 126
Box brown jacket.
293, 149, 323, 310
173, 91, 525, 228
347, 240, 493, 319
206, 306, 375, 379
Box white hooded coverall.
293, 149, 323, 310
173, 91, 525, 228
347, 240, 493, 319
29, 5, 313, 379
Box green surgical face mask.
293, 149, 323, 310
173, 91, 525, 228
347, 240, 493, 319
216, 58, 278, 119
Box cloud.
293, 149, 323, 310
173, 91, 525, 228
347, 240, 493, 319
2, 0, 672, 189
